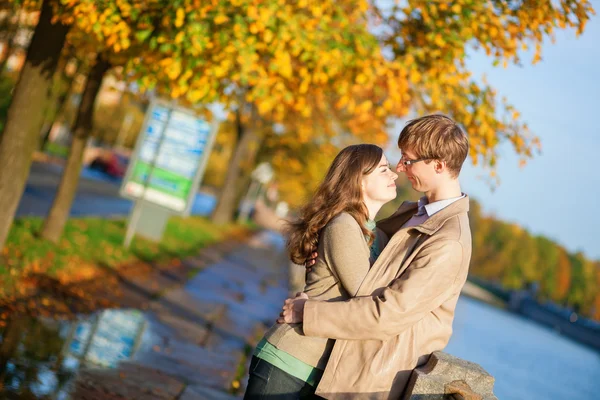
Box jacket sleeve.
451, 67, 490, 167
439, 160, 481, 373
322, 218, 371, 297
303, 239, 464, 340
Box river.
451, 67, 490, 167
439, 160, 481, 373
446, 296, 600, 399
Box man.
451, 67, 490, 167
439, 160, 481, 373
278, 114, 472, 399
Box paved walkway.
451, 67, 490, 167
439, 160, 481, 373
70, 231, 290, 399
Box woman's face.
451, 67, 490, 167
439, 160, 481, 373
362, 154, 398, 206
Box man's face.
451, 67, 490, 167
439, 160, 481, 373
396, 149, 438, 193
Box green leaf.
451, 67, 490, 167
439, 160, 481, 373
135, 29, 153, 43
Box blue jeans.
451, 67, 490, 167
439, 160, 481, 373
243, 356, 324, 399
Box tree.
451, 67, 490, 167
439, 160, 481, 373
39, 45, 81, 151
467, 202, 600, 320
0, 0, 69, 250
127, 1, 414, 223
40, 53, 110, 242
38, 0, 176, 241
370, 0, 593, 169
209, 0, 592, 221
536, 235, 561, 299
203, 117, 238, 190
593, 264, 600, 320
0, 0, 170, 247
210, 105, 264, 223
209, 0, 594, 218
0, 0, 594, 248
567, 252, 592, 312
555, 248, 572, 303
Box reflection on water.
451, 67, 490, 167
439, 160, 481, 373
0, 309, 146, 399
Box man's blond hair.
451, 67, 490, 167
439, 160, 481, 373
398, 114, 469, 178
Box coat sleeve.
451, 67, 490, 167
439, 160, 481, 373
303, 239, 464, 340
321, 217, 371, 297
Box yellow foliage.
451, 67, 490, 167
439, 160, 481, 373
53, 0, 594, 183
214, 14, 230, 25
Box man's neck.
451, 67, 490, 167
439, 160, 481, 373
424, 180, 462, 203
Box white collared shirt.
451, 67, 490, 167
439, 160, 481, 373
402, 194, 466, 228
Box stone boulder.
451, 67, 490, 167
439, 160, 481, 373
404, 351, 498, 400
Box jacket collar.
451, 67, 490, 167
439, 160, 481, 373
375, 201, 418, 237
377, 195, 470, 237
412, 195, 469, 235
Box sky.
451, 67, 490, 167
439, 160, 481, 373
388, 7, 599, 260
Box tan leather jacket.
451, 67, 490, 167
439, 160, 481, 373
303, 196, 472, 399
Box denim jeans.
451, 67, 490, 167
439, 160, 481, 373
243, 356, 324, 399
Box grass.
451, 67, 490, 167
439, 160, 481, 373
0, 215, 249, 297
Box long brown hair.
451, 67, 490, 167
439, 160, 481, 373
287, 144, 383, 265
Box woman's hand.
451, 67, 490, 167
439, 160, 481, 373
277, 292, 309, 323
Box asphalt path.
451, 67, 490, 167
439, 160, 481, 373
17, 162, 216, 218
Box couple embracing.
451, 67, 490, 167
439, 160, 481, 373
245, 114, 472, 400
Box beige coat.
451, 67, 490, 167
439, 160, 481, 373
264, 212, 371, 369
304, 196, 472, 399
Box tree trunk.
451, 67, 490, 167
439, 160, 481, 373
40, 58, 80, 150
0, 0, 69, 250
40, 54, 110, 242
211, 109, 258, 225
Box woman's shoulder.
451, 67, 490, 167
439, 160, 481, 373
325, 212, 361, 231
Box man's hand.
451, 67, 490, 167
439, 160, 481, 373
277, 292, 309, 324
304, 252, 318, 273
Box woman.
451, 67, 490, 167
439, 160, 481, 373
244, 144, 398, 399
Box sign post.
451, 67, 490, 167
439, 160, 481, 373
120, 99, 217, 247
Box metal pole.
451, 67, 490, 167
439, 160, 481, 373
123, 104, 173, 248
123, 199, 143, 248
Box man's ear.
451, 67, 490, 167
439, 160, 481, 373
434, 160, 446, 174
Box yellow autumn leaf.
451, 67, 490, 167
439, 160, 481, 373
299, 79, 310, 94
434, 34, 445, 47
409, 69, 421, 83
276, 51, 292, 79
257, 98, 275, 114
359, 100, 373, 112
355, 73, 367, 84
166, 60, 182, 80
175, 8, 185, 28
264, 30, 274, 43
214, 14, 230, 25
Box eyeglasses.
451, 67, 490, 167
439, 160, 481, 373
399, 157, 429, 166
